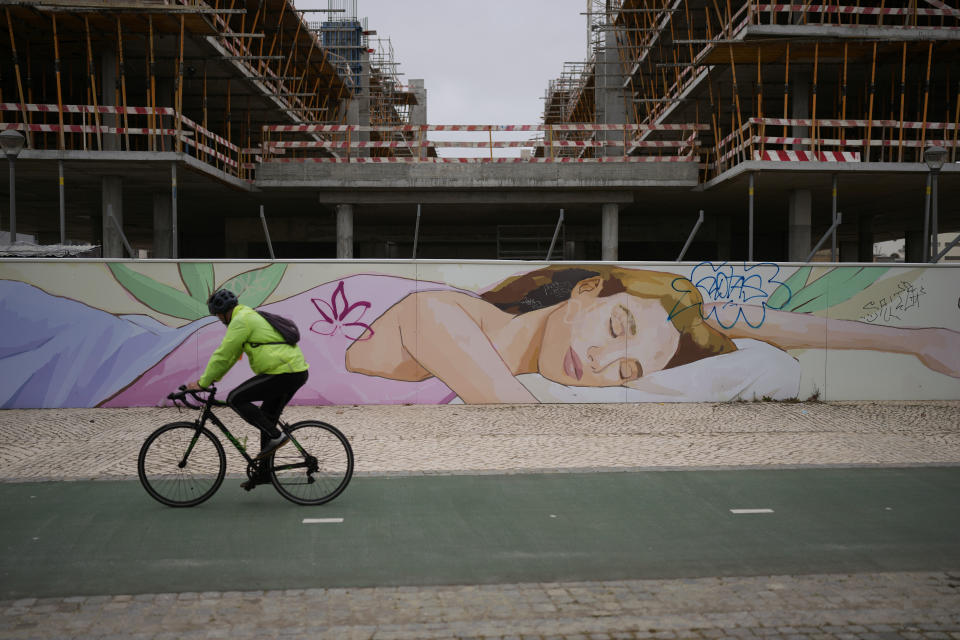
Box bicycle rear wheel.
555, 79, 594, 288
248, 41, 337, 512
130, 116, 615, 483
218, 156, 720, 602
138, 422, 226, 507
269, 420, 353, 506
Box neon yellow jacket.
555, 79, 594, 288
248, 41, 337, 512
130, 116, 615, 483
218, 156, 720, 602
198, 304, 308, 388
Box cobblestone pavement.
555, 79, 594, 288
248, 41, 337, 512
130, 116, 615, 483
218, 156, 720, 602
2, 572, 959, 640
2, 401, 960, 638
1, 401, 959, 480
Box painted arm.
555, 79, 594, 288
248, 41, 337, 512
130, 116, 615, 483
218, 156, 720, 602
703, 303, 960, 378
398, 294, 539, 404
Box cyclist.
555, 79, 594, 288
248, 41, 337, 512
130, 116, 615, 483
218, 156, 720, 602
187, 289, 309, 489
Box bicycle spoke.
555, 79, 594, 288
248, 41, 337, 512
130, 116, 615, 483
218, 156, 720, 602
269, 421, 353, 506
138, 423, 226, 508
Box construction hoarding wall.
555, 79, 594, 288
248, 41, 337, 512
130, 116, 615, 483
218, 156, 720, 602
1, 260, 958, 408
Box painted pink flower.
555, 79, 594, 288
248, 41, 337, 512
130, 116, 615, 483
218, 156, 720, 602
310, 281, 374, 341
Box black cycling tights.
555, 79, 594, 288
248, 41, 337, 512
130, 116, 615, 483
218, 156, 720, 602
227, 370, 309, 445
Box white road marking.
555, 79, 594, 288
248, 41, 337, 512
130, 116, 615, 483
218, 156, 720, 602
302, 518, 344, 524
730, 508, 774, 514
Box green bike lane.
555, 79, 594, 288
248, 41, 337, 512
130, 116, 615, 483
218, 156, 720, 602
2, 467, 960, 600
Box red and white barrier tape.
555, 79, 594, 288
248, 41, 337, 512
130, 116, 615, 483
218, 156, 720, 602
264, 139, 696, 150
753, 136, 959, 148
180, 136, 238, 168
754, 150, 861, 162
260, 155, 697, 164
750, 117, 958, 130
1, 122, 180, 136
756, 4, 958, 16
0, 102, 177, 116
263, 123, 709, 133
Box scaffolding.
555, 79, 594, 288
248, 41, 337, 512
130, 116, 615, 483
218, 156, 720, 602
0, 0, 362, 180
544, 0, 960, 177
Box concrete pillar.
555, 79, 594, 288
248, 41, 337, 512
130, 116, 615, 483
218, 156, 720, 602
788, 189, 812, 261
601, 203, 619, 261
101, 50, 119, 152
344, 51, 371, 158
905, 229, 925, 263
101, 176, 124, 257
153, 193, 172, 258
786, 70, 813, 262
409, 79, 427, 124
857, 214, 874, 262
336, 204, 354, 259
409, 79, 427, 159
790, 71, 811, 151
595, 30, 627, 157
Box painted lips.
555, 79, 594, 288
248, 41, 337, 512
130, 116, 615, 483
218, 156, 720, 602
563, 347, 583, 381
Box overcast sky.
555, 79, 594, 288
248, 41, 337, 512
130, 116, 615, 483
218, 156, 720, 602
299, 0, 589, 155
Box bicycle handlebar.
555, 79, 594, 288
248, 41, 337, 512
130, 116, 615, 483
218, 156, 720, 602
167, 385, 227, 410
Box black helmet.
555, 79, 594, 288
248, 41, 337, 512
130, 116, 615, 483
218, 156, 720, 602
207, 289, 238, 315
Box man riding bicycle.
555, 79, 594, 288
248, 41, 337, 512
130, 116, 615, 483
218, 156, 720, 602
187, 289, 309, 489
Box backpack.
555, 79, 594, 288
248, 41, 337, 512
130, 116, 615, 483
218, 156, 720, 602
247, 310, 300, 348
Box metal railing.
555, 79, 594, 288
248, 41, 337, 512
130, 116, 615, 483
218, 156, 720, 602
0, 102, 251, 180
258, 123, 707, 163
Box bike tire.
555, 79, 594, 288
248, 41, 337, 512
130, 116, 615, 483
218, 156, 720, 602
269, 420, 354, 506
138, 421, 226, 507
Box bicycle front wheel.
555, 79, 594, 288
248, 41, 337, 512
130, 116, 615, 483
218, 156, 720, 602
138, 422, 226, 507
270, 420, 353, 506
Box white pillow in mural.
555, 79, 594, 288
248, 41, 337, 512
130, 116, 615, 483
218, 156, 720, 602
515, 339, 800, 403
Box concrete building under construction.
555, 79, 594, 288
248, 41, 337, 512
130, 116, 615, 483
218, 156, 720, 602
1, 0, 958, 262
543, 0, 960, 262
0, 0, 423, 258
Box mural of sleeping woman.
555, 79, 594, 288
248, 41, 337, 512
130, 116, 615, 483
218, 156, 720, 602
345, 265, 960, 404
1, 261, 957, 408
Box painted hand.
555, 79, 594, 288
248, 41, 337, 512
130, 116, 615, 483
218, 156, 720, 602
913, 328, 960, 378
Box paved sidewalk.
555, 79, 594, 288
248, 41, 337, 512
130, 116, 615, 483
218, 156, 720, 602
2, 401, 959, 639
2, 400, 959, 481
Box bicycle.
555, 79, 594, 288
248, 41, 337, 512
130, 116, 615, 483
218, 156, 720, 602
137, 385, 353, 507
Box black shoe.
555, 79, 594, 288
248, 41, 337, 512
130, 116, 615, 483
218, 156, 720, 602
255, 432, 290, 460
241, 475, 271, 491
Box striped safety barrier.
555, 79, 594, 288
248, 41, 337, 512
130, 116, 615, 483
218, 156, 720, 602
260, 155, 697, 164
756, 4, 959, 16
0, 102, 178, 116
262, 123, 709, 133
1, 122, 181, 136
263, 139, 696, 150
750, 117, 959, 130
180, 135, 238, 169
751, 136, 958, 148
754, 150, 861, 162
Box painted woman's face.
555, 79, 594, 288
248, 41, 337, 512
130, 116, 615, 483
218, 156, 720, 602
538, 277, 681, 387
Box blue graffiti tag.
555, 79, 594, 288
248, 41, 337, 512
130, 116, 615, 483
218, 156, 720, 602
669, 262, 792, 329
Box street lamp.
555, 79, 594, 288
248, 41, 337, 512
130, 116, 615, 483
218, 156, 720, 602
924, 145, 948, 262
0, 129, 25, 245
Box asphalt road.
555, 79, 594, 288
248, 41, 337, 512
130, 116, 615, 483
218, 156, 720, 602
3, 467, 960, 600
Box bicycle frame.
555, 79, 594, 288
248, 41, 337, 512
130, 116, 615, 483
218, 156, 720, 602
178, 388, 316, 475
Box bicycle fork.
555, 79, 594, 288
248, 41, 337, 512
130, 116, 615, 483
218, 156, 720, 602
177, 425, 205, 469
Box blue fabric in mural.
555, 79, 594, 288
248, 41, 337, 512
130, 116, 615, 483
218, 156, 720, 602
0, 280, 213, 408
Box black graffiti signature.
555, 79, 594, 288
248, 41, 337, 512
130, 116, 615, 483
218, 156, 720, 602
860, 281, 926, 323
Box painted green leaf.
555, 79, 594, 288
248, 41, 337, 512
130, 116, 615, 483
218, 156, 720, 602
180, 263, 215, 302
785, 266, 890, 313
767, 266, 810, 311
108, 263, 208, 320
220, 263, 287, 308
